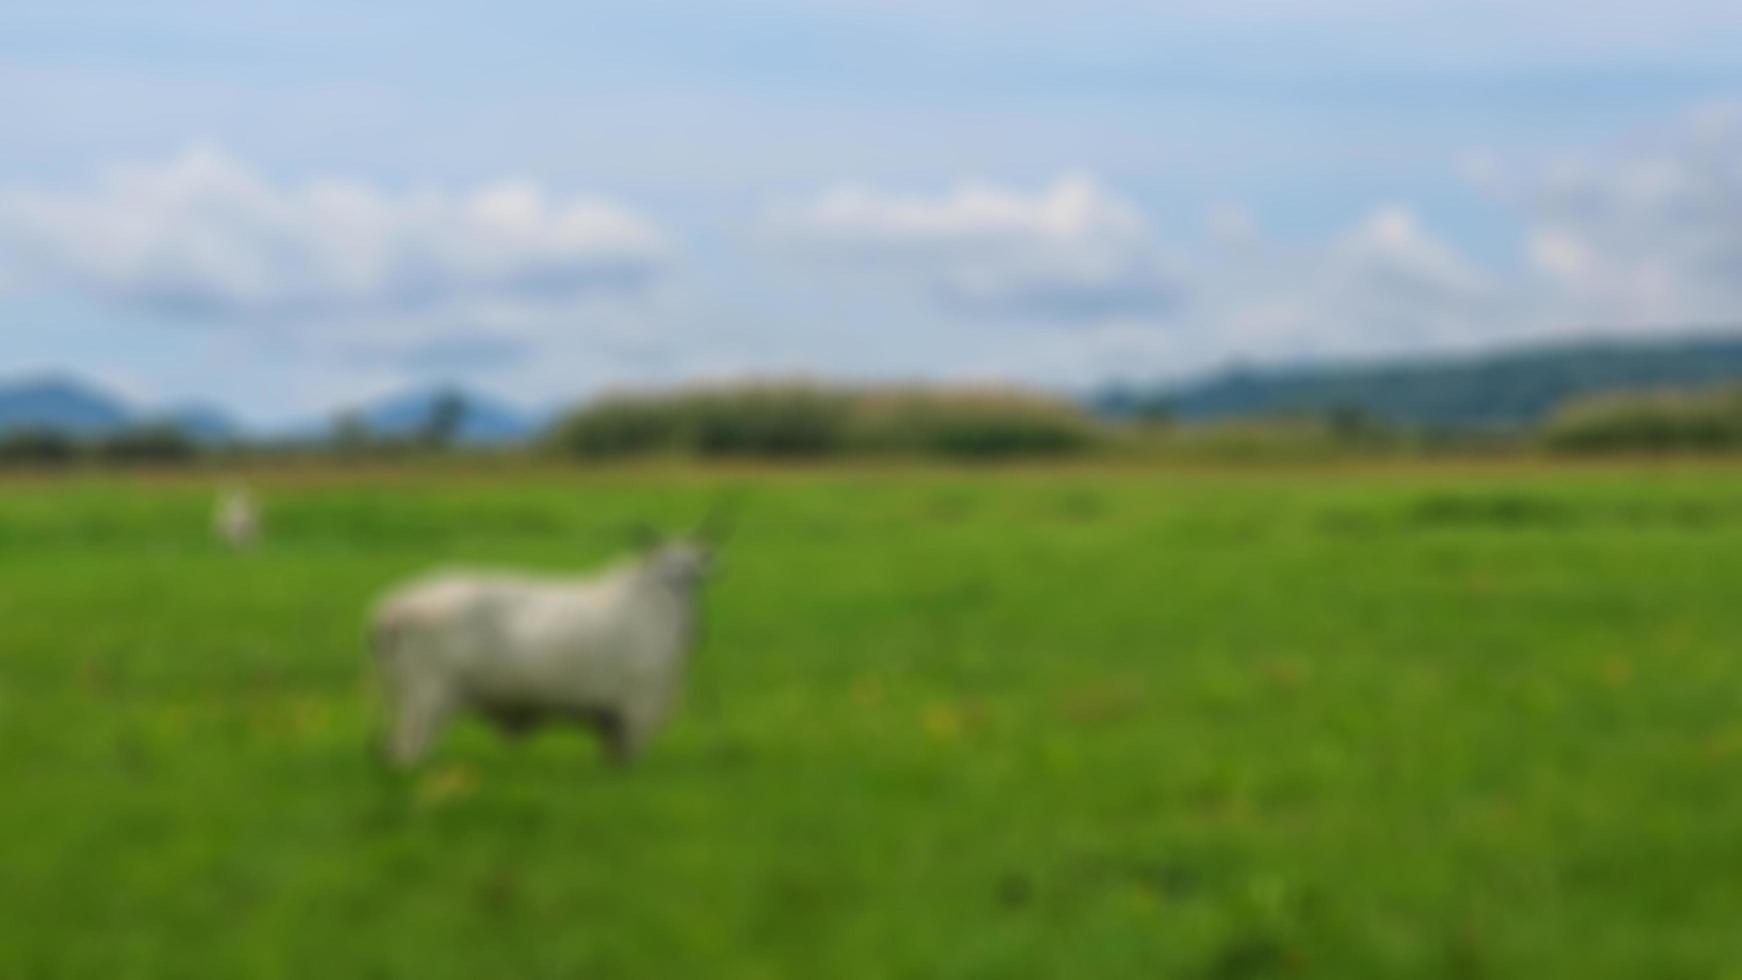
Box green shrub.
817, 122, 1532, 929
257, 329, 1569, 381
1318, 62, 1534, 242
1541, 385, 1742, 453
546, 381, 1101, 459
551, 397, 691, 456
844, 388, 1098, 457
689, 386, 854, 457
549, 384, 854, 458
1154, 418, 1354, 462
0, 428, 80, 465
94, 424, 200, 464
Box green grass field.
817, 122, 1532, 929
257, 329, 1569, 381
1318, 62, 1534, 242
4, 462, 1742, 978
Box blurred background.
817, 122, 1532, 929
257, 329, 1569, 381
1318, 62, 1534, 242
6, 3, 1742, 977
5, 0, 1742, 439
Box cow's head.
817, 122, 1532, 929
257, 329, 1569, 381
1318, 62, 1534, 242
631, 494, 735, 588
641, 536, 714, 590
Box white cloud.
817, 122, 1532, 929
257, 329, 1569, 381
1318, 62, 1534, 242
0, 145, 668, 325
1479, 103, 1742, 332
1091, 204, 1509, 376
1192, 100, 1742, 370
13, 99, 1742, 416
1312, 207, 1503, 341
774, 97, 1742, 387
766, 170, 1509, 375
765, 175, 1179, 321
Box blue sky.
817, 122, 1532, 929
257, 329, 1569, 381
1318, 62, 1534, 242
4, 1, 1742, 424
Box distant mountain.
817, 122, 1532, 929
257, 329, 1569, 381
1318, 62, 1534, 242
353, 386, 536, 444
0, 374, 537, 446
1097, 332, 1742, 429
0, 376, 131, 434
17, 331, 1742, 444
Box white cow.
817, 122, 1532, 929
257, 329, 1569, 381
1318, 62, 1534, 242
369, 538, 715, 768
214, 485, 261, 550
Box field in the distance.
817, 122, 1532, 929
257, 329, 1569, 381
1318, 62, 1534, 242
3, 462, 1741, 978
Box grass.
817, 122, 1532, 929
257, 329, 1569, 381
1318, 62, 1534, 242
3, 461, 1742, 977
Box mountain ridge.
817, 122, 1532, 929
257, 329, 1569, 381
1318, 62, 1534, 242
10, 330, 1742, 440
1096, 331, 1742, 427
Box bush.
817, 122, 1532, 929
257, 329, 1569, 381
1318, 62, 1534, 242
94, 424, 200, 464
844, 388, 1098, 457
1152, 418, 1357, 462
0, 428, 80, 465
550, 384, 852, 458
690, 386, 854, 457
547, 381, 1101, 460
1541, 385, 1742, 453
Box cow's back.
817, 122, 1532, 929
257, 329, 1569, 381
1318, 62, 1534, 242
372, 569, 636, 707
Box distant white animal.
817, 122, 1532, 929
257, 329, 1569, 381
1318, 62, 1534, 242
369, 537, 716, 768
214, 485, 261, 550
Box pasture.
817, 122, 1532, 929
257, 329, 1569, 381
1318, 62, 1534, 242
2, 461, 1741, 977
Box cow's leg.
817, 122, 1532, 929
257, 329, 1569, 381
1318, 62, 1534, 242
599, 696, 667, 767
385, 675, 455, 768
588, 710, 632, 766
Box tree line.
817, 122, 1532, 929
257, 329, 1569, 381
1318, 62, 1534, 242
9, 379, 1742, 466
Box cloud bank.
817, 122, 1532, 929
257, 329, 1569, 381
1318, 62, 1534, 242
764, 173, 1505, 374
1497, 104, 1742, 331
759, 102, 1742, 385
766, 176, 1179, 321
7, 102, 1742, 408
0, 145, 668, 325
